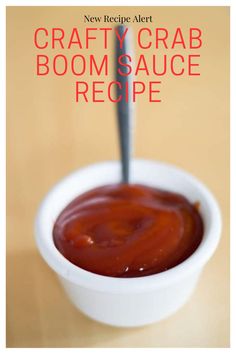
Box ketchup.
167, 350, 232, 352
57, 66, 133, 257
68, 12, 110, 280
53, 184, 203, 277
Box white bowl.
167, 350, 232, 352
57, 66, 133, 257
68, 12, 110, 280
35, 159, 221, 327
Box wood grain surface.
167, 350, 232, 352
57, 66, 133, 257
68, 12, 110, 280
6, 6, 230, 347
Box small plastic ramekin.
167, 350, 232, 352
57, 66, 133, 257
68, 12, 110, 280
35, 159, 221, 327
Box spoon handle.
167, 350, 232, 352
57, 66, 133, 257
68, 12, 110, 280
115, 25, 133, 184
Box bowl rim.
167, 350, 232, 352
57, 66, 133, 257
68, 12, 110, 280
35, 159, 222, 293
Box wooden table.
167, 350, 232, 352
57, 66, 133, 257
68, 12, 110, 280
6, 6, 229, 347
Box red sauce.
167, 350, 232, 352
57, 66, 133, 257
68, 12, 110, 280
53, 184, 203, 277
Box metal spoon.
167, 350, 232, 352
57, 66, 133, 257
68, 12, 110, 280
115, 25, 134, 184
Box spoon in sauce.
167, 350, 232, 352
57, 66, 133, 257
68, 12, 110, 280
115, 25, 134, 183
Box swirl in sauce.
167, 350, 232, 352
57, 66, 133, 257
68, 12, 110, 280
53, 184, 203, 277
